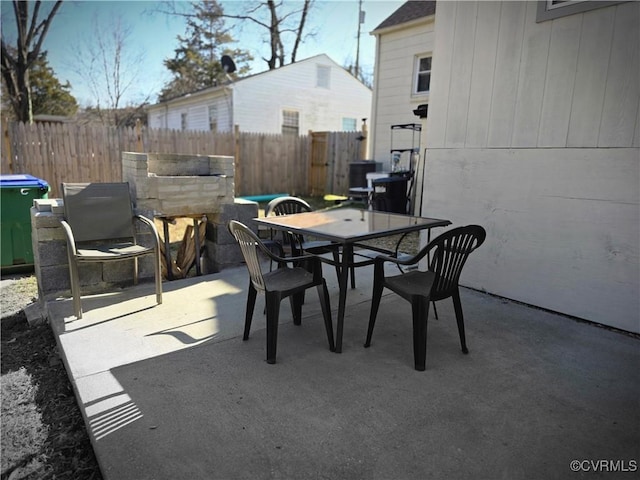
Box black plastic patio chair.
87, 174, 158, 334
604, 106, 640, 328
228, 220, 335, 364
364, 225, 486, 370
60, 182, 163, 319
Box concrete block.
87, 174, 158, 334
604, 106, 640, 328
31, 209, 64, 229
35, 226, 66, 242
77, 263, 103, 288
24, 302, 46, 326
102, 259, 135, 284
34, 240, 67, 267
39, 264, 71, 297
203, 240, 244, 273
136, 256, 158, 279
208, 156, 235, 177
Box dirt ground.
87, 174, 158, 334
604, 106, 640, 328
1, 275, 102, 480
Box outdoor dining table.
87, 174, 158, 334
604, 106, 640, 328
254, 208, 451, 353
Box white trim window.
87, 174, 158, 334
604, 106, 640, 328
317, 65, 330, 89
536, 1, 625, 22
282, 110, 299, 136
414, 55, 432, 95
342, 118, 357, 131
181, 113, 187, 131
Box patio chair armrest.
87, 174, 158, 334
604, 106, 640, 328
373, 251, 420, 267
256, 239, 317, 265
59, 220, 78, 256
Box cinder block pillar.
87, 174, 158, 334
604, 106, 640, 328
203, 199, 258, 272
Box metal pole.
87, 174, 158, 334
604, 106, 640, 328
355, 0, 364, 78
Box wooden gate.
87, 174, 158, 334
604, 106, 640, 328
309, 131, 329, 196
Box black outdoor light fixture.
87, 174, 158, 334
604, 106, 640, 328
221, 55, 236, 74
413, 104, 428, 118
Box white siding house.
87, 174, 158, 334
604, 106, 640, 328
418, 1, 639, 333
146, 54, 372, 135
369, 1, 436, 168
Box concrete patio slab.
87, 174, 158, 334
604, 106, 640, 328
46, 263, 640, 480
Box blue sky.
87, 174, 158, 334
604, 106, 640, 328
1, 0, 404, 107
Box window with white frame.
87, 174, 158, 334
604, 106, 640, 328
208, 105, 218, 132
536, 1, 625, 22
282, 110, 299, 136
181, 113, 187, 131
317, 65, 330, 89
414, 55, 432, 95
342, 118, 357, 131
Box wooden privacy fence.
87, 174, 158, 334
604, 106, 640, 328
1, 121, 365, 199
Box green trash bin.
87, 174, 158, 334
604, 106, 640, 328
1, 174, 50, 272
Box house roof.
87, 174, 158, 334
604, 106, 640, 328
373, 0, 436, 31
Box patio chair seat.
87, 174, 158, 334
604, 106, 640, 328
262, 266, 315, 292
76, 243, 155, 259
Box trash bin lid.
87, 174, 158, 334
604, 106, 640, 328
372, 176, 408, 185
0, 174, 49, 189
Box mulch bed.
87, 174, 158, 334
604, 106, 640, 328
1, 311, 102, 480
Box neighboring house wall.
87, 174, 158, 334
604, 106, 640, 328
233, 57, 371, 134
423, 1, 639, 333
147, 55, 371, 135
370, 14, 435, 167
147, 90, 232, 132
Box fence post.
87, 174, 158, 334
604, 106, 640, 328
135, 119, 143, 152
234, 124, 240, 196
360, 119, 368, 160
3, 120, 13, 173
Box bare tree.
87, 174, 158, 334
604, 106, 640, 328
160, 0, 314, 71
226, 0, 313, 69
1, 0, 63, 123
70, 13, 146, 126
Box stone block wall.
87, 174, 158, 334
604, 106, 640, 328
122, 152, 235, 218
31, 152, 254, 310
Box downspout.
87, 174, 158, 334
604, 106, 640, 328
369, 30, 381, 160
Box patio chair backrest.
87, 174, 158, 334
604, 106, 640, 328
62, 182, 135, 243
228, 220, 268, 293
425, 225, 486, 302
265, 196, 313, 247
265, 196, 312, 217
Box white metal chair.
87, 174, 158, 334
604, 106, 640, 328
60, 182, 162, 319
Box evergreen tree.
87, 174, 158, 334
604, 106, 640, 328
159, 0, 253, 102
30, 52, 78, 117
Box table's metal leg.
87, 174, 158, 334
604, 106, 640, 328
335, 243, 352, 353
162, 219, 173, 281
193, 218, 202, 276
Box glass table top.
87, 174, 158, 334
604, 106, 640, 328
254, 208, 451, 243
